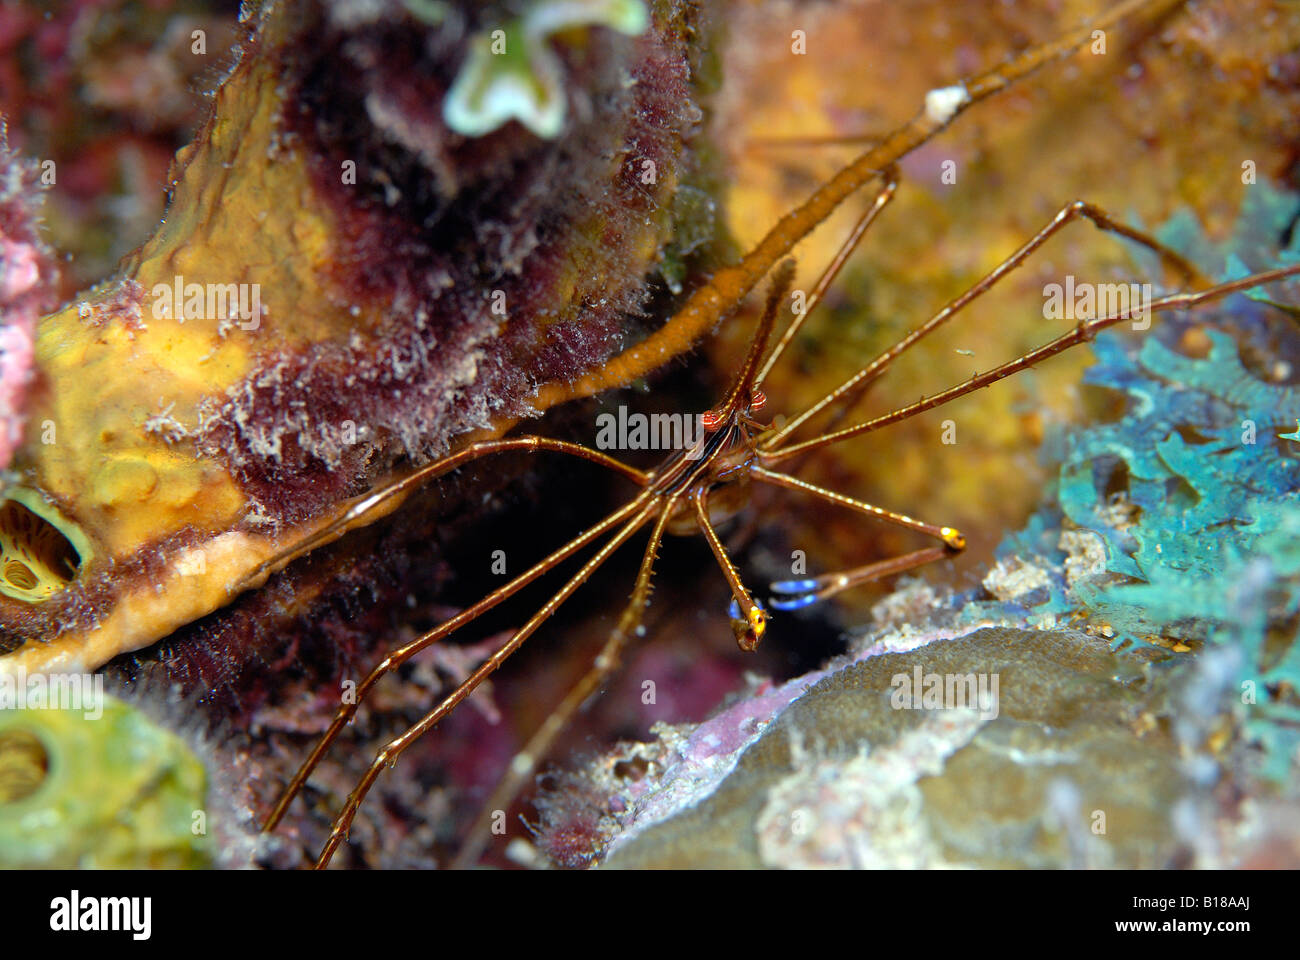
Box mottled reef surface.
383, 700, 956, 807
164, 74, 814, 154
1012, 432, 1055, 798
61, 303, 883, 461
1, 0, 1299, 868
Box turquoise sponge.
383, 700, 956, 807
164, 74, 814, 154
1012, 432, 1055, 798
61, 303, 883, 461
1012, 183, 1300, 781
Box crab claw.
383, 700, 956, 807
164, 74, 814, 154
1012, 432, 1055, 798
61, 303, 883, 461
727, 596, 768, 651
768, 577, 822, 611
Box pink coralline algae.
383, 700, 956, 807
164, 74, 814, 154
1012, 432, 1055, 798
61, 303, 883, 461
0, 131, 57, 470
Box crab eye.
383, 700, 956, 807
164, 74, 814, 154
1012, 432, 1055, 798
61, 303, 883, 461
701, 410, 723, 432
749, 390, 767, 412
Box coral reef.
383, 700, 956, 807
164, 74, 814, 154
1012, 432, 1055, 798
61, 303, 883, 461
531, 189, 1300, 868
978, 183, 1300, 782
0, 0, 726, 677
0, 0, 739, 870
581, 626, 1180, 869
4, 0, 1300, 871
712, 0, 1300, 605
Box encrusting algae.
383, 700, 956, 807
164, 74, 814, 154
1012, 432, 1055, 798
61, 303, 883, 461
3, 0, 1300, 869
0, 694, 213, 869
0, 0, 724, 675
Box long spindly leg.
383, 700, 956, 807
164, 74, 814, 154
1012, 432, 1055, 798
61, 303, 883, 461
535, 0, 1177, 411
237, 437, 649, 596
692, 489, 770, 651
312, 500, 658, 868
765, 263, 1300, 464
749, 466, 964, 609
451, 496, 681, 869
263, 489, 655, 833
761, 199, 1212, 452
750, 466, 966, 550
754, 169, 900, 388
770, 546, 952, 611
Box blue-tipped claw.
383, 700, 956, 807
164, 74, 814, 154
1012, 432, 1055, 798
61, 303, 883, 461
768, 577, 823, 611
769, 592, 819, 611
770, 578, 818, 594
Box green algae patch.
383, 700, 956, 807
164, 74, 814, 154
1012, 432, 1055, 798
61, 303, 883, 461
0, 696, 211, 868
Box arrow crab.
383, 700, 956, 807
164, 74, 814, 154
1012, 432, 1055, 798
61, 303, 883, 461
2, 0, 1299, 868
